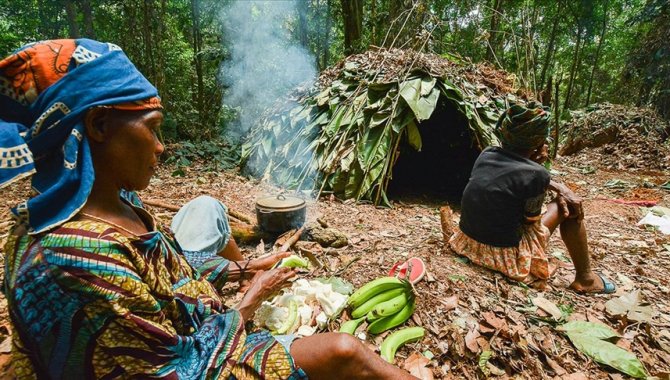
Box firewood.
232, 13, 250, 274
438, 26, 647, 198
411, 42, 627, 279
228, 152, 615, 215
230, 220, 267, 244
143, 198, 253, 224
278, 226, 305, 252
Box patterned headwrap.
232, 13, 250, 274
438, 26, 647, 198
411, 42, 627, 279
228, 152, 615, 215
494, 102, 551, 151
0, 39, 161, 234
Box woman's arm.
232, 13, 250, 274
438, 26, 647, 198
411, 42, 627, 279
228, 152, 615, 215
548, 179, 584, 220
196, 252, 291, 291
235, 267, 297, 321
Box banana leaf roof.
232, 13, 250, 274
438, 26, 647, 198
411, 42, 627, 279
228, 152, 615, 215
241, 48, 524, 205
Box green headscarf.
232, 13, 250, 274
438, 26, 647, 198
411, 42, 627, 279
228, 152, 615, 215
494, 102, 551, 151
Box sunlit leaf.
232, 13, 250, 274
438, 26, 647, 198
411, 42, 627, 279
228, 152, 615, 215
406, 120, 422, 151
558, 321, 647, 379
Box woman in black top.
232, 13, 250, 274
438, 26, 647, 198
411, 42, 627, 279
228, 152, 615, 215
449, 103, 614, 293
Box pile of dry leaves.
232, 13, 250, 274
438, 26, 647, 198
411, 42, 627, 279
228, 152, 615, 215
559, 103, 670, 171
318, 48, 520, 99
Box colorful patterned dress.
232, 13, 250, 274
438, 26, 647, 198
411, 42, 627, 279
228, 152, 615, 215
3, 207, 307, 379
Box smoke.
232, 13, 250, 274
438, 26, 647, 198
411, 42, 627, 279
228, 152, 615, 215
220, 0, 317, 143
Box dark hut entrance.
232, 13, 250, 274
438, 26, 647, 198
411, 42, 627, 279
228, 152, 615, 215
387, 99, 481, 201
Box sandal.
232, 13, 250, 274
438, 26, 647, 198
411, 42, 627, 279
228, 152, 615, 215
388, 257, 426, 284
572, 273, 616, 294
598, 273, 616, 294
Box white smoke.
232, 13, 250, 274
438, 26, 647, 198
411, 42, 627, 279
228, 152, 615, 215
220, 0, 317, 142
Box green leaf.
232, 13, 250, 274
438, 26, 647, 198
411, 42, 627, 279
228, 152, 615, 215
399, 77, 440, 121
558, 321, 647, 379
357, 124, 387, 171
568, 334, 647, 379
357, 126, 392, 197
325, 106, 347, 137
406, 120, 422, 151
344, 164, 364, 199
369, 110, 391, 129
557, 321, 620, 340
478, 350, 492, 376
340, 147, 356, 171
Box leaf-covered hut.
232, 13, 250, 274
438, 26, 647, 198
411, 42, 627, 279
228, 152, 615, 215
241, 48, 524, 204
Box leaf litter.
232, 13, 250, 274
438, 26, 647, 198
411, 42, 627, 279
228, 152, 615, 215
1, 135, 670, 378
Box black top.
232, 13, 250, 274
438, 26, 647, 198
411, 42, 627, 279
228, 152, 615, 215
459, 146, 550, 247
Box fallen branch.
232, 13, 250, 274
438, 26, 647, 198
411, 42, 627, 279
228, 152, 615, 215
278, 226, 306, 252
230, 220, 269, 244
141, 198, 265, 243
228, 209, 255, 225
143, 198, 180, 211
143, 198, 254, 224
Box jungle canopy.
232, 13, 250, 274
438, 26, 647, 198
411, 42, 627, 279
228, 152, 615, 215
241, 48, 525, 204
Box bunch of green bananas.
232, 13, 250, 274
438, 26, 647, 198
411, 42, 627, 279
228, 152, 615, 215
339, 277, 416, 335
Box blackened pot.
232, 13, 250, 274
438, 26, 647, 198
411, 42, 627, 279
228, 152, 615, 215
255, 194, 306, 234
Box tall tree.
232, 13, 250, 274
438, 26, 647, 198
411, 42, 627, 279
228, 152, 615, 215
585, 0, 610, 106
322, 0, 332, 68
340, 0, 363, 54
486, 0, 505, 63
564, 10, 585, 110
624, 0, 669, 118
297, 0, 309, 48
80, 0, 95, 38
62, 0, 81, 38
538, 0, 563, 90
190, 0, 204, 122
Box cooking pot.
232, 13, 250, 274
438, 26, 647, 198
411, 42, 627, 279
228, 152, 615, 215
255, 194, 306, 234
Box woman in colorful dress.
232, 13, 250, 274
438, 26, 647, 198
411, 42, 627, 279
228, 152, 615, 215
448, 103, 615, 294
1, 39, 415, 379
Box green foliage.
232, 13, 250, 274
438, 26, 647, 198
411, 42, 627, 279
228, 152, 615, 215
0, 0, 666, 169
558, 321, 648, 379
165, 140, 240, 176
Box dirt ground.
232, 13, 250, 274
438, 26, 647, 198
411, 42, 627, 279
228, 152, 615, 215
1, 153, 670, 379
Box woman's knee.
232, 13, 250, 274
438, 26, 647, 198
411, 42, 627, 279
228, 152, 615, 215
328, 333, 365, 362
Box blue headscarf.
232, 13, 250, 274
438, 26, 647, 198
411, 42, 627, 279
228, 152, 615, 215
0, 39, 161, 234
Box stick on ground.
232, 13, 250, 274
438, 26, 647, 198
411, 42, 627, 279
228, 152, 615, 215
278, 226, 306, 252
143, 198, 254, 224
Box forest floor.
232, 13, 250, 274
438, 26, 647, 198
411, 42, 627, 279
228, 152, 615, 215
1, 152, 670, 379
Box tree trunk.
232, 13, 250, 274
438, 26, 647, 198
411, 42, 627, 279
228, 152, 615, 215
190, 0, 204, 126
486, 0, 505, 63
585, 0, 609, 107
141, 0, 156, 82
552, 72, 563, 158
63, 0, 81, 38
150, 0, 166, 104
370, 0, 377, 46
80, 0, 95, 38
322, 0, 332, 68
541, 75, 553, 107
564, 23, 583, 110
340, 0, 363, 54
539, 0, 562, 90
298, 0, 309, 48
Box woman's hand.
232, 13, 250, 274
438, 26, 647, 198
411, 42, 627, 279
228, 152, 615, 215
235, 267, 297, 321
530, 144, 549, 164
249, 252, 292, 272
549, 180, 584, 220
232, 252, 291, 284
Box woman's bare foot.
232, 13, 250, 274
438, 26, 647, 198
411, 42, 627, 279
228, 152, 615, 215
569, 272, 608, 293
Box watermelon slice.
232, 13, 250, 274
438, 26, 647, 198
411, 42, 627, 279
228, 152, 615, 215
388, 257, 426, 284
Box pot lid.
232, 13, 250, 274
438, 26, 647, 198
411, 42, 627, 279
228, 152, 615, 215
256, 194, 306, 209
